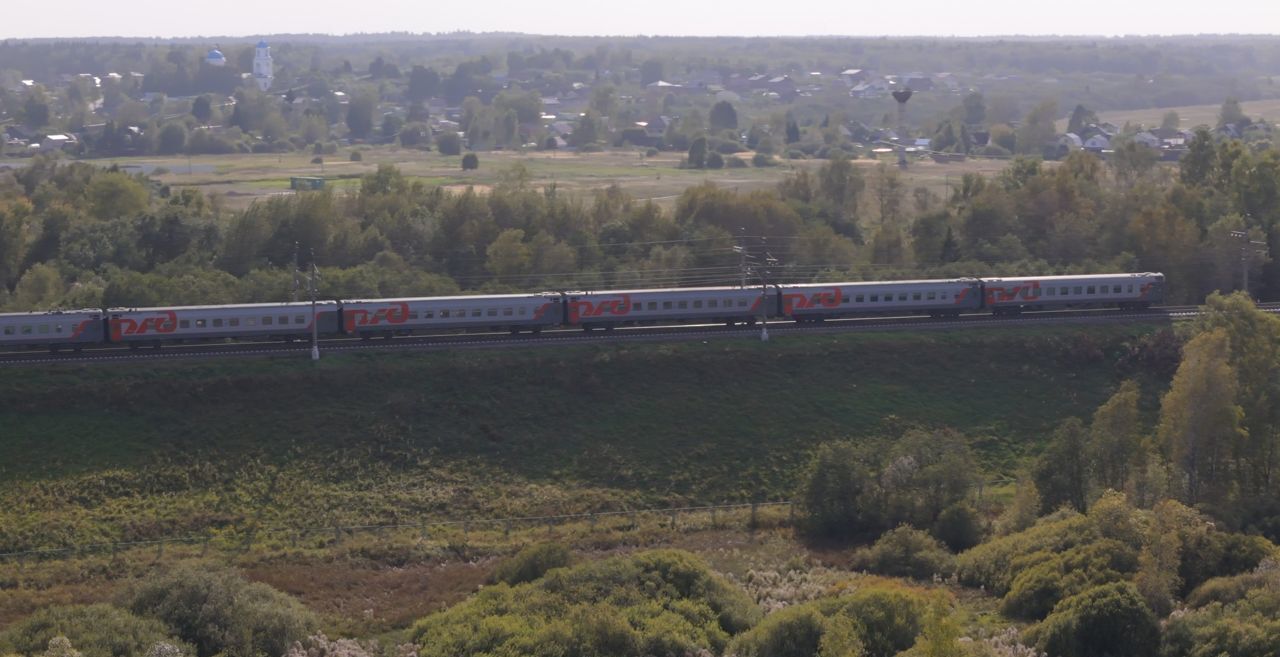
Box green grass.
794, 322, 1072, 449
0, 323, 1167, 554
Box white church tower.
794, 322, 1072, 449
253, 40, 274, 92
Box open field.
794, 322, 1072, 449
74, 148, 1015, 209
1056, 97, 1280, 132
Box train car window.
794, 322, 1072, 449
942, 292, 949, 299
855, 295, 864, 302
678, 301, 688, 309
912, 292, 922, 301
263, 317, 273, 325
425, 311, 435, 318
927, 292, 936, 300
898, 293, 907, 301
278, 316, 289, 325
441, 310, 450, 318
230, 318, 240, 327
658, 301, 669, 309
195, 319, 207, 328
632, 303, 642, 312
709, 300, 718, 308
1113, 285, 1122, 294
738, 299, 748, 307
487, 309, 497, 317
517, 308, 526, 316
842, 296, 850, 303
409, 312, 419, 320
471, 309, 482, 318
693, 300, 703, 309
1074, 286, 1083, 295
2, 326, 12, 335
55, 324, 63, 333
648, 302, 658, 310
247, 317, 257, 326
21, 325, 32, 335
1047, 288, 1056, 296
870, 294, 879, 302
1087, 286, 1096, 295
503, 308, 514, 316
723, 299, 733, 307
295, 315, 305, 324
180, 320, 191, 328
455, 309, 465, 318
38, 324, 50, 334
212, 319, 223, 328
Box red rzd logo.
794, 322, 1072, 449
345, 303, 410, 332
110, 312, 177, 340
568, 295, 631, 323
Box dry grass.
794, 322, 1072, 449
1056, 97, 1280, 132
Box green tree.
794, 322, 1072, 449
931, 503, 982, 552
1218, 97, 1248, 128
156, 123, 187, 155
436, 131, 462, 156
1035, 417, 1090, 512
639, 59, 663, 85
485, 228, 531, 279
1157, 328, 1245, 507
1030, 582, 1158, 657
191, 95, 213, 123
407, 65, 441, 102
687, 136, 707, 169
709, 100, 739, 132
1161, 111, 1181, 131
22, 92, 50, 129
962, 92, 986, 125
1066, 104, 1099, 136
1016, 100, 1058, 155
345, 92, 377, 139
800, 441, 876, 541
461, 152, 479, 170
1089, 380, 1144, 494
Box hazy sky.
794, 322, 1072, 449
3, 0, 1278, 39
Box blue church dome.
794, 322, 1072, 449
206, 48, 227, 66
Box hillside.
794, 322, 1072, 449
0, 322, 1172, 556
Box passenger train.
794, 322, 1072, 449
0, 272, 1165, 353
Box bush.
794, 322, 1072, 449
728, 605, 826, 657
461, 152, 479, 170
437, 132, 462, 156
644, 147, 660, 157
1029, 582, 1158, 657
1000, 557, 1066, 620
851, 526, 955, 580
492, 542, 571, 585
752, 152, 777, 167
800, 442, 877, 541
980, 144, 1012, 158
310, 156, 323, 165
932, 502, 983, 551
786, 149, 806, 160
411, 550, 760, 657
0, 604, 185, 657
125, 565, 318, 657
705, 152, 725, 169
349, 150, 363, 162
727, 156, 748, 168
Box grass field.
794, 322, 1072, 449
0, 321, 1176, 635
1056, 97, 1280, 132
83, 148, 1013, 209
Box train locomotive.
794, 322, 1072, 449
0, 272, 1164, 353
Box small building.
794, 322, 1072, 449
290, 177, 326, 191
840, 68, 869, 84
40, 134, 77, 152
1083, 134, 1111, 151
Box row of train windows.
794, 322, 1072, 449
1045, 284, 1135, 296
2, 324, 65, 336
844, 290, 951, 303
412, 307, 529, 319
177, 315, 308, 329
636, 299, 751, 311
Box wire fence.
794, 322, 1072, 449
0, 501, 796, 566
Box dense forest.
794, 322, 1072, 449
1, 125, 1278, 310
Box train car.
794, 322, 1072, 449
982, 273, 1165, 314
778, 278, 983, 322
107, 302, 340, 347
565, 286, 773, 330
340, 293, 563, 337
0, 310, 105, 352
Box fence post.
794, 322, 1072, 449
589, 514, 598, 532
503, 520, 512, 539
155, 541, 164, 560
420, 524, 430, 542
333, 526, 342, 546
711, 506, 718, 528
463, 521, 470, 542
788, 501, 796, 525
669, 510, 678, 529
750, 502, 759, 531
546, 518, 554, 536
200, 538, 210, 558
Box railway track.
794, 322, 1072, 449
0, 304, 1273, 367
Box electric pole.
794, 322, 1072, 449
1230, 230, 1269, 298
308, 249, 320, 362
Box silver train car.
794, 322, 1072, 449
0, 272, 1165, 352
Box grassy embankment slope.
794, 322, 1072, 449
0, 322, 1169, 553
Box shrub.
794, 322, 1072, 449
1029, 582, 1158, 657
492, 542, 571, 585
461, 152, 479, 170
786, 149, 806, 160
436, 132, 462, 156
800, 442, 877, 541
752, 152, 777, 167
728, 605, 826, 657
349, 150, 363, 162
727, 156, 748, 168
125, 565, 318, 657
310, 156, 323, 165
932, 502, 983, 551
1000, 557, 1066, 620
644, 147, 660, 157
412, 550, 760, 657
0, 604, 184, 657
851, 526, 955, 580
818, 586, 930, 657
705, 152, 725, 169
